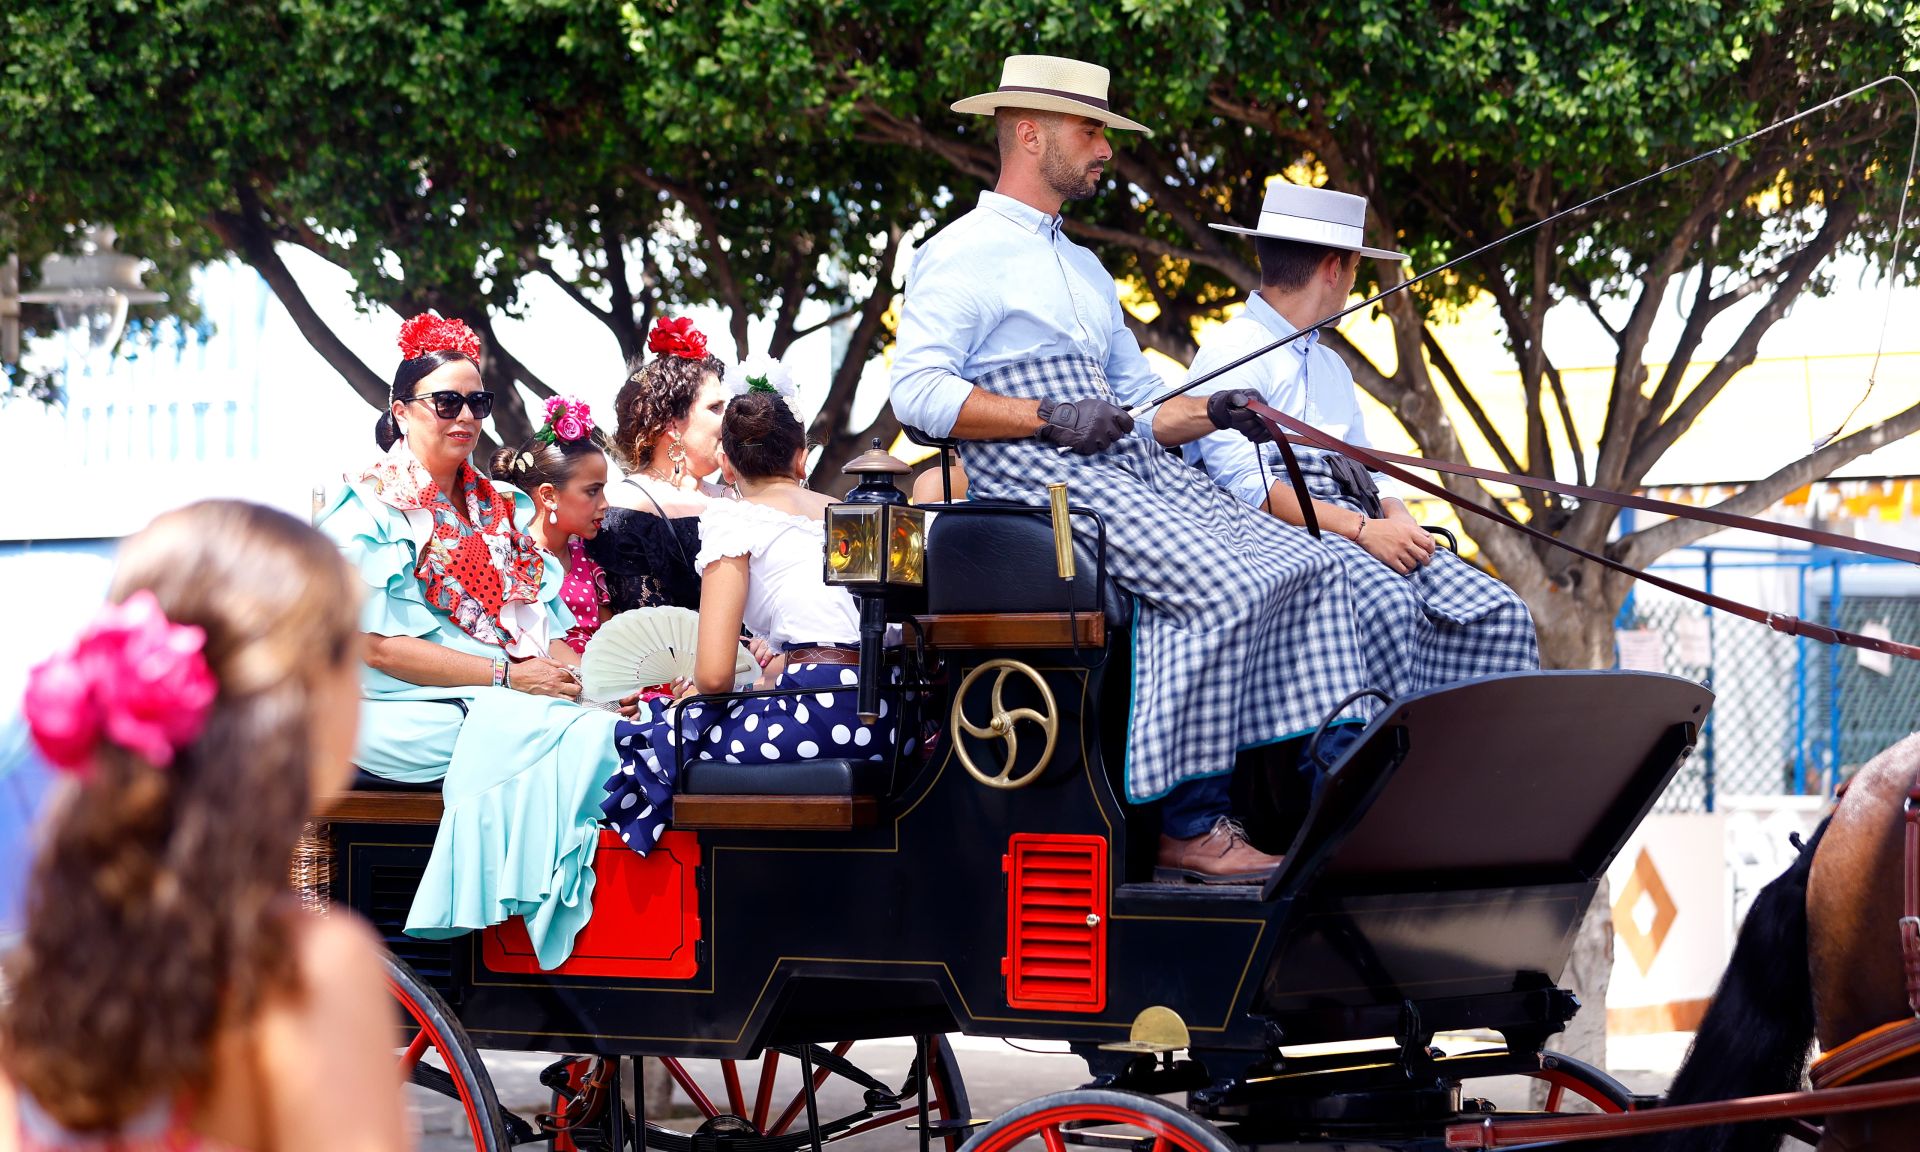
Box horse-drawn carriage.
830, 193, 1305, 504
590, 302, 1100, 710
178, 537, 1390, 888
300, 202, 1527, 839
299, 454, 1758, 1152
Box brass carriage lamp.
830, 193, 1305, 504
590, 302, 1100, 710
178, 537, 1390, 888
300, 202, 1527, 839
824, 440, 926, 721
824, 440, 926, 589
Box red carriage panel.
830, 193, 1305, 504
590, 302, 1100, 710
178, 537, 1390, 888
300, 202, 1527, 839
481, 830, 702, 979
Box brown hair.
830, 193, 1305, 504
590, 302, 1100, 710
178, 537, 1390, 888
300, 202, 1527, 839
490, 435, 603, 495
1254, 236, 1357, 291
2, 500, 361, 1132
611, 351, 725, 473
720, 392, 808, 480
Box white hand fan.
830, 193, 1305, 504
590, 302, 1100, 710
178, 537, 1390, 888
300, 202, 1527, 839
579, 606, 757, 702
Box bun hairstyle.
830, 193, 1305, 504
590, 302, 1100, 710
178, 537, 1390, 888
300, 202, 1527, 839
490, 436, 601, 495
720, 390, 808, 481
4, 501, 361, 1132
374, 315, 487, 450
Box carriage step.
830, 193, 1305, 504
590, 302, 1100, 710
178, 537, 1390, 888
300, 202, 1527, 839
906, 1118, 992, 1135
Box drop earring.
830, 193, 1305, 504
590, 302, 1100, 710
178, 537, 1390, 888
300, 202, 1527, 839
547, 507, 558, 525
668, 436, 688, 482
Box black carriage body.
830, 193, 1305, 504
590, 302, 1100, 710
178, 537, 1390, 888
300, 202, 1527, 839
327, 505, 1711, 1069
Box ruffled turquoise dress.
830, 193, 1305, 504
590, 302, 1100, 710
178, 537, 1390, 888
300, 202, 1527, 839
319, 481, 651, 969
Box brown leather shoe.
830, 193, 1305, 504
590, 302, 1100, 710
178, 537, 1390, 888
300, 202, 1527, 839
1155, 817, 1283, 885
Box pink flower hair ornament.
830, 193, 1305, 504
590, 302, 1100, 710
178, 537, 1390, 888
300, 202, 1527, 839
536, 395, 595, 445
23, 590, 218, 775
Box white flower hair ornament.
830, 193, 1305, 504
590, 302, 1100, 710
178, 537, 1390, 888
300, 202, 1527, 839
725, 355, 802, 421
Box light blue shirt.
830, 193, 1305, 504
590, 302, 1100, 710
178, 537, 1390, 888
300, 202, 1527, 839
1182, 293, 1391, 506
889, 191, 1168, 439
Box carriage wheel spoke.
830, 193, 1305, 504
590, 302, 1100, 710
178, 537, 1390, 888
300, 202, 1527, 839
660, 1057, 724, 1121
770, 1041, 854, 1136
1545, 1083, 1565, 1111
752, 1050, 782, 1133
398, 1030, 431, 1076
1041, 1123, 1069, 1152
723, 1060, 748, 1121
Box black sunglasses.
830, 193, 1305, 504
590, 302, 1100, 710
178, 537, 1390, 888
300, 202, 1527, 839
404, 390, 495, 420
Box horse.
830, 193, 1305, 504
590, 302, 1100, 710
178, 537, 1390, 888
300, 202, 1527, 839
1608, 732, 1920, 1150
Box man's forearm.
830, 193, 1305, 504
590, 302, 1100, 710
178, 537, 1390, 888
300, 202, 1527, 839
950, 387, 1046, 440
1149, 395, 1216, 447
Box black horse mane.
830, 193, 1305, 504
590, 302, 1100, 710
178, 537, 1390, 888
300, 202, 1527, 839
1595, 815, 1830, 1152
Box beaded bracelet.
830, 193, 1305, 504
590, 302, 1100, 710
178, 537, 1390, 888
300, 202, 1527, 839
491, 656, 509, 688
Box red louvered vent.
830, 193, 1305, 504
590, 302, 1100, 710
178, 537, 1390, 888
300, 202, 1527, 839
1001, 833, 1108, 1012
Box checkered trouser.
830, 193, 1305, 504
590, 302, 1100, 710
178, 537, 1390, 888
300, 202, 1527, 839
957, 357, 1378, 801
1280, 451, 1541, 692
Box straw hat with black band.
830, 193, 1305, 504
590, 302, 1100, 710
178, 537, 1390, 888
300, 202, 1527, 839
1210, 182, 1407, 261
951, 54, 1154, 137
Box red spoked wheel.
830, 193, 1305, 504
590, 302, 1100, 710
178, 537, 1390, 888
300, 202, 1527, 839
646, 1035, 970, 1151
959, 1089, 1237, 1152
1521, 1052, 1636, 1115
388, 955, 511, 1151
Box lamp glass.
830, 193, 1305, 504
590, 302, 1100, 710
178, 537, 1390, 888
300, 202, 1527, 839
885, 506, 927, 587
824, 504, 885, 584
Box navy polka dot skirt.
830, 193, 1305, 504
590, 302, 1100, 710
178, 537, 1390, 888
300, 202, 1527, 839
601, 661, 908, 851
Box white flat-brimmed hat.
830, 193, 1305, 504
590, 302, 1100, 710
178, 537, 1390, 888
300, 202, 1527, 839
952, 54, 1153, 137
1210, 183, 1406, 261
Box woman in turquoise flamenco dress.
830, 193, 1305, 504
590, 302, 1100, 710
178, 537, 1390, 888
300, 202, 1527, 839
317, 314, 653, 970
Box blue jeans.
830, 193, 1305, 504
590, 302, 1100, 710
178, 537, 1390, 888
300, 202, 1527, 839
1159, 723, 1365, 839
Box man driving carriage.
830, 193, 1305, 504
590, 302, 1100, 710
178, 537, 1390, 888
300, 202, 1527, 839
1183, 181, 1540, 690
890, 55, 1395, 884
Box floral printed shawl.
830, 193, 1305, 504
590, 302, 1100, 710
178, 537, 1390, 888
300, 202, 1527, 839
359, 441, 546, 651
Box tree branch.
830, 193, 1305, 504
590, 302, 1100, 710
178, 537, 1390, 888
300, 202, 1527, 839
1619, 397, 1920, 566
1422, 327, 1525, 474
1627, 201, 1861, 480
210, 186, 386, 412
537, 258, 612, 324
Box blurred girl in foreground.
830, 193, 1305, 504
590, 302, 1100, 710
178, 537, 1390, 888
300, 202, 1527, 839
3, 500, 407, 1152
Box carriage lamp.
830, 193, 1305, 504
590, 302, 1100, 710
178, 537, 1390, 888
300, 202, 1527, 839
824, 441, 926, 588
824, 441, 926, 721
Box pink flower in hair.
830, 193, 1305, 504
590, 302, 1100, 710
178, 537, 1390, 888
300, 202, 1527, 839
24, 590, 218, 773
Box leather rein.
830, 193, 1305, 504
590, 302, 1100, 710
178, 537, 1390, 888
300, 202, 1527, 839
1246, 399, 1920, 663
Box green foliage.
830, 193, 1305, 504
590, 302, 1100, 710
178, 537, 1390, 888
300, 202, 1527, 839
0, 0, 1911, 458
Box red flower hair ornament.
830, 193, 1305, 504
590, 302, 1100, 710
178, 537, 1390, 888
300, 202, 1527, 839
397, 313, 483, 362
648, 316, 709, 360
24, 590, 218, 775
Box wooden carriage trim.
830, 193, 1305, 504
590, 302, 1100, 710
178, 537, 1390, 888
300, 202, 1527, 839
672, 795, 877, 831
317, 791, 443, 824
913, 612, 1104, 649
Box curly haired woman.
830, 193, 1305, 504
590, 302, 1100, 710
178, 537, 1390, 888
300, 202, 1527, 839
3, 500, 407, 1151
607, 316, 731, 518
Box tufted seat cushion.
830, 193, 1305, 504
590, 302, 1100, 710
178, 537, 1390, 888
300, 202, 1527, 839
926, 504, 1130, 626
678, 758, 891, 796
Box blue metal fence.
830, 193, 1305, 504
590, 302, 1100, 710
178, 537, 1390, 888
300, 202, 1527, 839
1616, 543, 1920, 812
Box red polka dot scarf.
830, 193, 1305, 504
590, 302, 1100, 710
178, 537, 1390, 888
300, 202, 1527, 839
360, 442, 546, 650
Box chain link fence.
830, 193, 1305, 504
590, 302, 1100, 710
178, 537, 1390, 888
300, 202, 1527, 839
1613, 546, 1920, 812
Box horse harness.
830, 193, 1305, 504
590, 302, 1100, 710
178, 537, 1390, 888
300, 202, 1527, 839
1809, 779, 1920, 1090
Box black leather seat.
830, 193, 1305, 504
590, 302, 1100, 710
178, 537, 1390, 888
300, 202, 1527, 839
678, 758, 891, 796
926, 504, 1131, 626
352, 761, 890, 798
350, 767, 441, 793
